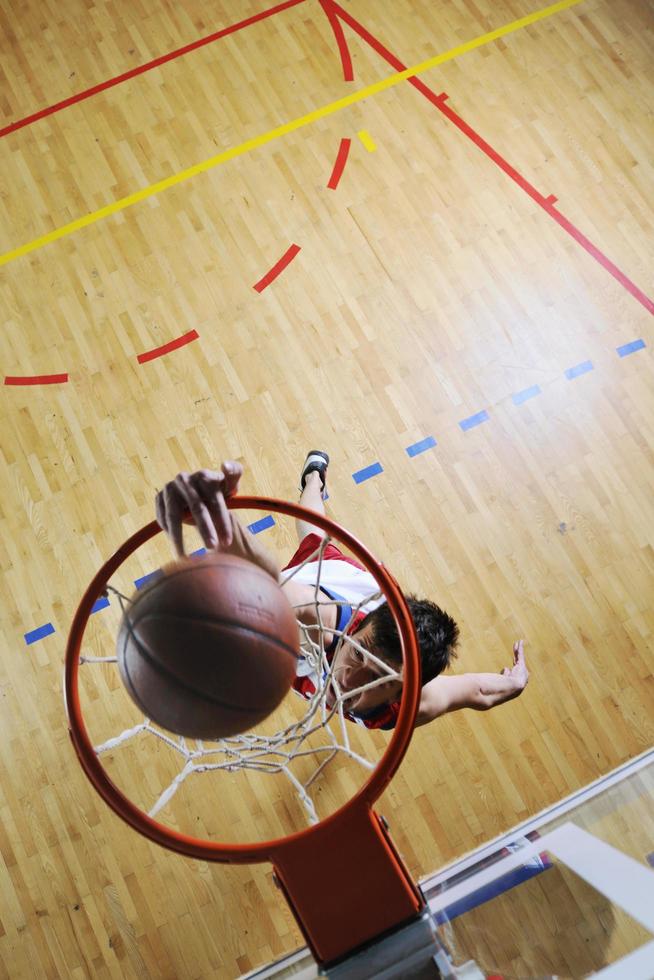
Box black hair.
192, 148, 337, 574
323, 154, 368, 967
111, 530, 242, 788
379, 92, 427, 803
356, 596, 459, 684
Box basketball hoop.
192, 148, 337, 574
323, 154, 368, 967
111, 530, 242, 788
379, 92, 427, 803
64, 497, 425, 967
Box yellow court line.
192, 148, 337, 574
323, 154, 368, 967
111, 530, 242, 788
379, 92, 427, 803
0, 0, 584, 268
358, 130, 377, 152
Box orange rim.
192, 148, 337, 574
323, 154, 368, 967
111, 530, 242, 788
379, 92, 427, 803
63, 495, 421, 863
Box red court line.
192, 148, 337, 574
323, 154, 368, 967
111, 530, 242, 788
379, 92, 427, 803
322, 0, 654, 317
544, 201, 654, 314
4, 372, 69, 386
327, 138, 351, 189
0, 0, 306, 139
137, 329, 199, 364
253, 244, 301, 291
318, 0, 354, 81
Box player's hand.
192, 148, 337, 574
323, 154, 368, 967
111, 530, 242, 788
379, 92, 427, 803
500, 640, 529, 692
155, 462, 243, 557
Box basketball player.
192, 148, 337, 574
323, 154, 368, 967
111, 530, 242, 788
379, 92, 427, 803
155, 457, 529, 730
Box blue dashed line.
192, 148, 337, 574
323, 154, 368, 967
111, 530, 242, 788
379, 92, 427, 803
459, 410, 489, 431
406, 436, 437, 457
134, 569, 163, 590
565, 360, 593, 380
133, 525, 273, 592
25, 623, 55, 645
24, 334, 643, 645
248, 515, 276, 534
512, 384, 541, 406
353, 462, 383, 484
616, 339, 645, 358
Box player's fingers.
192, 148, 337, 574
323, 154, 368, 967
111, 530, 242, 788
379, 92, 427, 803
194, 471, 232, 546
221, 460, 243, 497
163, 483, 187, 557
207, 491, 233, 547
155, 489, 167, 533
174, 473, 218, 552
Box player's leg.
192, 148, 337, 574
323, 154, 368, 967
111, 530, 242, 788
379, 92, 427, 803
296, 452, 329, 542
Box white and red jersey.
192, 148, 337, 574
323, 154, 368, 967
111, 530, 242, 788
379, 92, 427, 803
280, 534, 401, 731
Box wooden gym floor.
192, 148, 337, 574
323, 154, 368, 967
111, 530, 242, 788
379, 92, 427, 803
0, 0, 652, 976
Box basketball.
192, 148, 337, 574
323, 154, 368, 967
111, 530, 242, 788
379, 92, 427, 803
116, 552, 299, 739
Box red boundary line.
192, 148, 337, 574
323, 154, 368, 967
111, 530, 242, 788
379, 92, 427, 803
253, 244, 301, 292
0, 0, 306, 139
4, 373, 69, 386
321, 0, 654, 317
318, 0, 354, 81
137, 329, 199, 364
327, 138, 351, 189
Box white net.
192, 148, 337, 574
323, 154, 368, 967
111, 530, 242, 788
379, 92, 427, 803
78, 532, 405, 829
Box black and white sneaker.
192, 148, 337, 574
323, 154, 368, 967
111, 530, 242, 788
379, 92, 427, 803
299, 451, 330, 497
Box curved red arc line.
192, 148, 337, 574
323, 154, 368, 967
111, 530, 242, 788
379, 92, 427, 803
137, 329, 199, 364
318, 0, 354, 82
327, 137, 351, 189
0, 0, 306, 139
253, 244, 301, 292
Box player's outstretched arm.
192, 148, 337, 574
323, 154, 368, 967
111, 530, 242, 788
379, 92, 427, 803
416, 640, 528, 727
155, 462, 280, 581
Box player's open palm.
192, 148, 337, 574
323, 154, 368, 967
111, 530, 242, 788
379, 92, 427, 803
501, 639, 529, 692
156, 461, 243, 556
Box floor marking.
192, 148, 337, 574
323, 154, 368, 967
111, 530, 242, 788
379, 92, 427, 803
248, 515, 276, 534
0, 1, 585, 268
136, 329, 199, 364
357, 130, 376, 152
511, 384, 542, 405
459, 410, 490, 431
324, 0, 654, 317
327, 138, 351, 189
352, 462, 383, 484
319, 0, 353, 81
406, 436, 437, 457
617, 338, 646, 357
27, 521, 277, 644
4, 373, 69, 386
541, 200, 654, 316
564, 360, 593, 380
253, 244, 301, 291
0, 0, 306, 139
22, 332, 647, 643
134, 570, 163, 590
25, 623, 55, 645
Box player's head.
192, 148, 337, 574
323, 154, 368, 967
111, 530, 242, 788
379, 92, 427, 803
358, 596, 459, 681
332, 597, 459, 715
